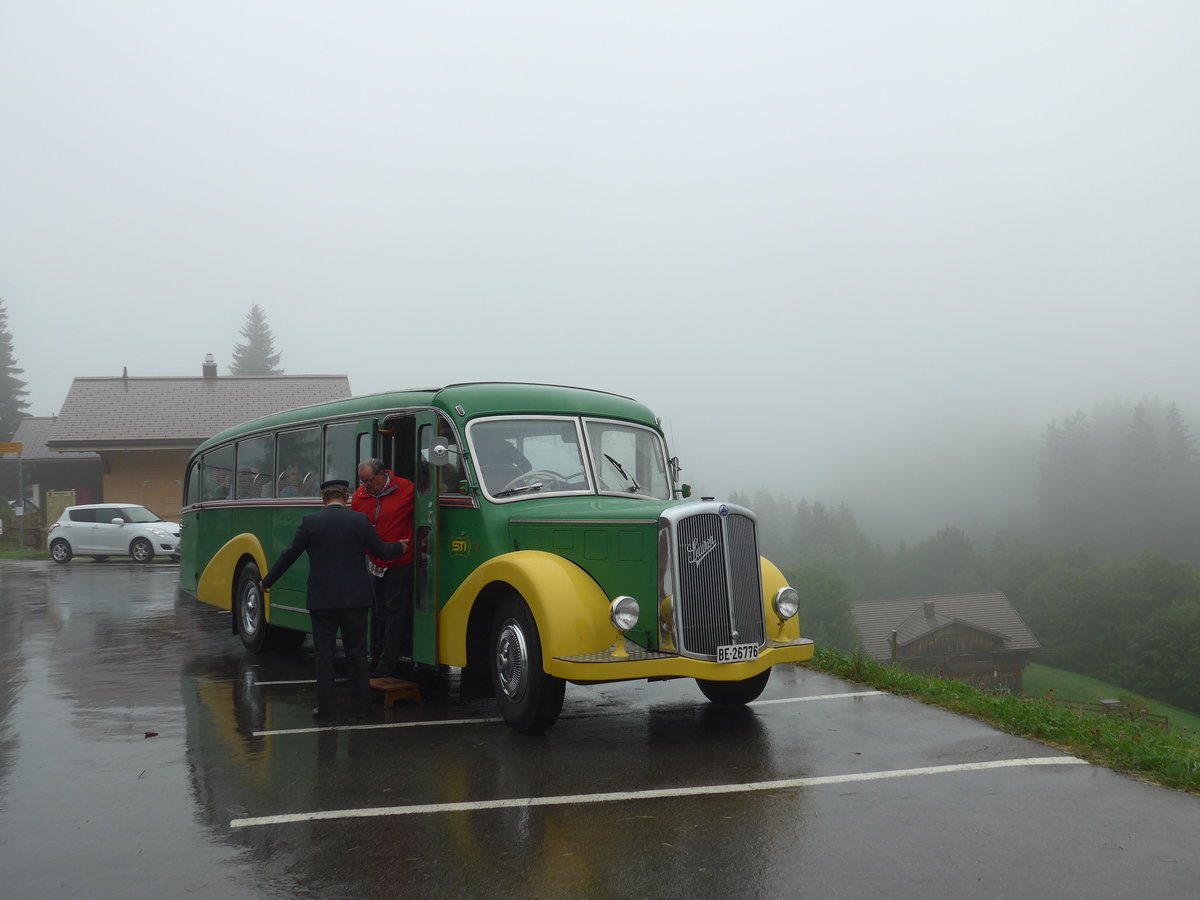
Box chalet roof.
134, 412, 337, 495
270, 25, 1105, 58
852, 591, 1041, 661
3, 416, 99, 460
46, 375, 352, 451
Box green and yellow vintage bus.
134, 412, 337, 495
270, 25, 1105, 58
180, 382, 813, 732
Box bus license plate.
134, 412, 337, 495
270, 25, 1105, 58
717, 643, 759, 663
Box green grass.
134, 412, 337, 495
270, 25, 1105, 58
1022, 663, 1200, 734
0, 548, 47, 559
803, 646, 1200, 794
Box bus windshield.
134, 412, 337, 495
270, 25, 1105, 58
469, 416, 670, 500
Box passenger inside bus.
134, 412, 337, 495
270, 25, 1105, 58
477, 437, 532, 493
278, 464, 304, 497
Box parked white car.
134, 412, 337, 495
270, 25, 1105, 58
47, 504, 181, 564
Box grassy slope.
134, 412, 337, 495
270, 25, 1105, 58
1022, 662, 1200, 734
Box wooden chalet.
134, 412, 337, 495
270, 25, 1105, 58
852, 591, 1041, 693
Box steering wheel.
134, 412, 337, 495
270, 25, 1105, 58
500, 470, 569, 492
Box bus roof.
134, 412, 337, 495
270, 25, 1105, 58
192, 382, 661, 455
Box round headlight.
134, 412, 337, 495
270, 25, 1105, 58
773, 586, 800, 620
610, 595, 641, 633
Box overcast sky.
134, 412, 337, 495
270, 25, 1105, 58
3, 2, 1199, 537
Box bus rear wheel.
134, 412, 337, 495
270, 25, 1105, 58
236, 562, 269, 653
695, 668, 771, 706
490, 595, 565, 733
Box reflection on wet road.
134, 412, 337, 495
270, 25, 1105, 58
4, 561, 1200, 899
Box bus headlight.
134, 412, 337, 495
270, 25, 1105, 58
610, 596, 640, 633
773, 586, 800, 621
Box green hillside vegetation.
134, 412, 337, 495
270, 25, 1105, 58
803, 648, 1200, 794
1022, 662, 1200, 734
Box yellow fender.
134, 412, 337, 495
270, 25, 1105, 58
438, 551, 615, 667
197, 533, 270, 615
760, 556, 801, 643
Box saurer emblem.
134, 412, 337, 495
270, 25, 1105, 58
685, 535, 718, 567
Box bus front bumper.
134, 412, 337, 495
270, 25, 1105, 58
549, 637, 815, 683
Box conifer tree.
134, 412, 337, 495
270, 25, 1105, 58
0, 300, 30, 441
229, 304, 284, 376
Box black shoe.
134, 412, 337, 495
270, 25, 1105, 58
353, 709, 372, 721
312, 707, 336, 725
371, 660, 396, 678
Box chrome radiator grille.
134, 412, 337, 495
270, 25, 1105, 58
670, 505, 766, 657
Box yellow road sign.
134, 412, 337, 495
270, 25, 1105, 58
0, 442, 23, 454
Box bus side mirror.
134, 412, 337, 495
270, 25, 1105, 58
678, 484, 692, 499
430, 437, 454, 467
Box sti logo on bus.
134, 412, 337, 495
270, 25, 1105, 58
449, 536, 471, 558
685, 535, 718, 567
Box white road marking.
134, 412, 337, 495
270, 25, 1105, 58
752, 691, 885, 705
254, 716, 505, 736
230, 756, 1088, 829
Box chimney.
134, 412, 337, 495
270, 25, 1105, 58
202, 353, 217, 377
923, 600, 936, 619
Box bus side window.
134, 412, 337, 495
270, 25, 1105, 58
236, 434, 274, 500
277, 428, 321, 498
184, 460, 202, 507
202, 445, 235, 500
323, 422, 359, 486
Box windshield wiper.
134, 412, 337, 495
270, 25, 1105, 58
494, 482, 544, 498
603, 454, 641, 492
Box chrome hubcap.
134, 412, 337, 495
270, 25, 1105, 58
241, 584, 260, 635
495, 620, 528, 702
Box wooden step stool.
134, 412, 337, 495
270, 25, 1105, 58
370, 676, 423, 708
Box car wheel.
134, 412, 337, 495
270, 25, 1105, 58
130, 537, 154, 563
236, 562, 268, 653
695, 668, 771, 706
489, 595, 565, 733
50, 539, 73, 564
91, 556, 109, 562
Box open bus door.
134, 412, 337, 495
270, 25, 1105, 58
412, 412, 441, 665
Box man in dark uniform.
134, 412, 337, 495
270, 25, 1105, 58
261, 479, 407, 724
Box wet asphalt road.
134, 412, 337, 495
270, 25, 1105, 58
3, 559, 1200, 899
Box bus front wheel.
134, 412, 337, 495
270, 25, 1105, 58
490, 595, 565, 733
236, 562, 269, 653
695, 668, 771, 705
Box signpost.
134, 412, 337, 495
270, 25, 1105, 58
0, 443, 23, 547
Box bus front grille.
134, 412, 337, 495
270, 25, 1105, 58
668, 505, 766, 658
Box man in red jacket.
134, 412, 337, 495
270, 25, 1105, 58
351, 457, 416, 677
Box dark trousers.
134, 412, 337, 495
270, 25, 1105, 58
310, 606, 371, 718
372, 565, 414, 672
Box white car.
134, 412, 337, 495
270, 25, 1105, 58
47, 504, 181, 564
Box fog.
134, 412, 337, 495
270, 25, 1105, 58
3, 2, 1199, 542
